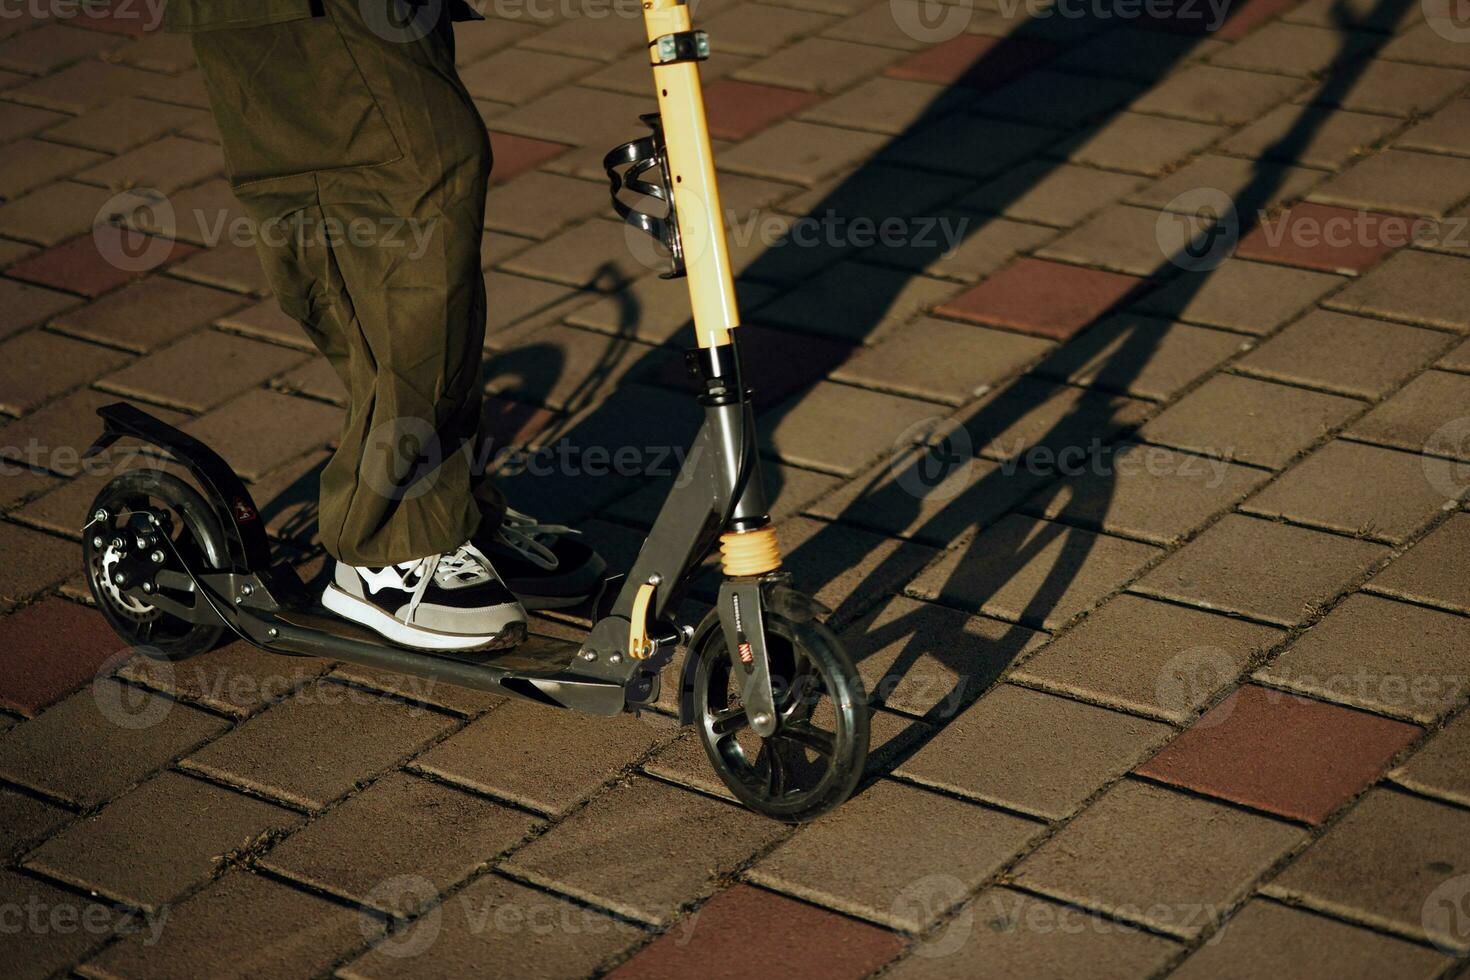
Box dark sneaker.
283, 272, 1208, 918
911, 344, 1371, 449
322, 542, 526, 651
475, 508, 607, 611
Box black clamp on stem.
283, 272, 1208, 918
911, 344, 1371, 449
650, 30, 709, 65
603, 113, 685, 279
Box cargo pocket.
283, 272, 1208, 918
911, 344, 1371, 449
190, 1, 404, 185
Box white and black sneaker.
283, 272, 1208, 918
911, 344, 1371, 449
321, 542, 526, 652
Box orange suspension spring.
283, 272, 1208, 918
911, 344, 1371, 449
719, 526, 782, 577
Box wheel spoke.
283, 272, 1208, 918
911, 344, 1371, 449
777, 721, 836, 758
764, 743, 790, 797
710, 704, 749, 737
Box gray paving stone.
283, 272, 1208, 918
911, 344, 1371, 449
961, 160, 1147, 228
25, 770, 299, 911
1349, 371, 1470, 459
1011, 594, 1284, 724
118, 642, 332, 719
84, 870, 379, 980
755, 261, 959, 345
1326, 249, 1470, 333
841, 595, 1043, 718
339, 872, 642, 980
747, 779, 1043, 930
1032, 314, 1246, 402
1170, 899, 1449, 980
761, 381, 948, 476
831, 316, 1053, 406
181, 681, 457, 811
1139, 374, 1363, 470
1219, 104, 1399, 172
735, 37, 900, 93
500, 777, 786, 926
1310, 149, 1470, 218
1132, 65, 1304, 126
721, 119, 888, 184
1390, 706, 1470, 808
411, 700, 669, 816
1134, 258, 1344, 336
0, 869, 113, 979
1257, 592, 1470, 724
1133, 514, 1389, 626
907, 513, 1162, 631
1235, 310, 1450, 400
1366, 512, 1470, 613
961, 376, 1153, 466
1054, 112, 1224, 176
261, 772, 537, 912
1013, 780, 1303, 938
0, 785, 71, 861
0, 681, 228, 807
897, 684, 1172, 819
1129, 154, 1327, 215
1241, 440, 1455, 543
881, 886, 1179, 980
808, 450, 1049, 547
1264, 789, 1470, 952
1020, 442, 1271, 546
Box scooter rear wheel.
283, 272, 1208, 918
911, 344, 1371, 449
692, 609, 868, 822
83, 470, 230, 659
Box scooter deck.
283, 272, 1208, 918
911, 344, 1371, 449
241, 594, 629, 715
274, 605, 581, 675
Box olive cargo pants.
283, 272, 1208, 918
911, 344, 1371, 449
177, 0, 503, 566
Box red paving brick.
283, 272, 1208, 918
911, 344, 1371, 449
937, 258, 1146, 341
489, 130, 571, 186
885, 35, 1060, 92
1235, 204, 1401, 276
1137, 685, 1420, 824
609, 884, 904, 980
8, 232, 197, 297
0, 597, 126, 716
703, 79, 822, 141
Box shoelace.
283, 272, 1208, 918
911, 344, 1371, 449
399, 543, 493, 622
495, 507, 578, 571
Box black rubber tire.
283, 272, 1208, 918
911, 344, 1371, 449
692, 608, 869, 822
83, 470, 229, 660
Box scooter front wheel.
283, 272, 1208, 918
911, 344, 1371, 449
692, 608, 869, 822
83, 470, 230, 659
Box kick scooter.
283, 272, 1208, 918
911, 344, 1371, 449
79, 0, 869, 822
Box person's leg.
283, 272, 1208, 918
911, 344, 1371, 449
193, 0, 488, 566
191, 1, 527, 649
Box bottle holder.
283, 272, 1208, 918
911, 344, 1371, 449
603, 113, 685, 280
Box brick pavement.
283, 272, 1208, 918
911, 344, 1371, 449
2, 0, 1470, 976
